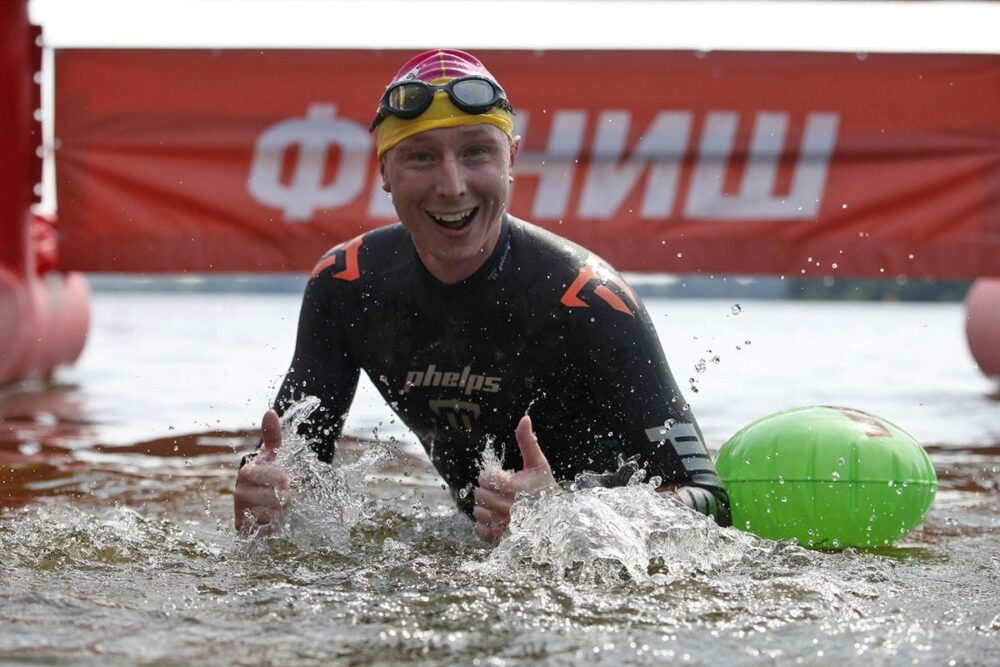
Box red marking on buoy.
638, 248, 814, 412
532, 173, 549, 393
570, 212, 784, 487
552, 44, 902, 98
823, 406, 892, 438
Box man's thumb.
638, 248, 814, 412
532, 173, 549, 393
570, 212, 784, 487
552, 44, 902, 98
515, 415, 548, 470
259, 409, 282, 460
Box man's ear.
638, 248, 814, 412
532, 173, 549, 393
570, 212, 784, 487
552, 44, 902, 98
379, 157, 391, 193
508, 135, 520, 182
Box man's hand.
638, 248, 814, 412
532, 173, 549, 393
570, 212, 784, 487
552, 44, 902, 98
234, 409, 291, 535
473, 415, 557, 544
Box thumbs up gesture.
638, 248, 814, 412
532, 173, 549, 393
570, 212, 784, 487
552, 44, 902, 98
473, 415, 557, 544
234, 409, 291, 534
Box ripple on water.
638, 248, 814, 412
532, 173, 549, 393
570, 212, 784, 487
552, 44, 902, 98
1, 396, 996, 665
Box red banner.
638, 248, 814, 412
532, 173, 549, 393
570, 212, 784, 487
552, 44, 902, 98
54, 49, 1000, 277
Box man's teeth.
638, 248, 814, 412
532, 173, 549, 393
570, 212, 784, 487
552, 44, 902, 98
430, 209, 475, 223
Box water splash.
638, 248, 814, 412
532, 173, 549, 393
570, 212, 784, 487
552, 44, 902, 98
0, 504, 221, 570
475, 482, 765, 585
479, 435, 504, 474
259, 396, 395, 550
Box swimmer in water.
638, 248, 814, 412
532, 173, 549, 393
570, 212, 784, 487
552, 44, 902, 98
234, 49, 731, 542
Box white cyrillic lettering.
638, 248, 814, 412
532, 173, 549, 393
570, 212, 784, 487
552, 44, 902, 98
512, 110, 587, 219
578, 111, 691, 219
248, 104, 371, 222
684, 111, 839, 220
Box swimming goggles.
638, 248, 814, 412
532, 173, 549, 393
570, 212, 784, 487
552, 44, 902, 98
369, 75, 513, 132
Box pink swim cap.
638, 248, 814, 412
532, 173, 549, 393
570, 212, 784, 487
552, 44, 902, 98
388, 48, 499, 85
374, 49, 515, 157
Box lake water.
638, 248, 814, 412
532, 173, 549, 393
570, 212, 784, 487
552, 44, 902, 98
1, 289, 997, 665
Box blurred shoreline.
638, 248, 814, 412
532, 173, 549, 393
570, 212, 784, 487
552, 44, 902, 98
82, 273, 972, 302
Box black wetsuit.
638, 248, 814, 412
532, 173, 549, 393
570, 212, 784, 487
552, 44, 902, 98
273, 215, 731, 525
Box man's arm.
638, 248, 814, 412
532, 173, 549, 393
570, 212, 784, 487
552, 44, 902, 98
471, 260, 730, 545
568, 264, 731, 526
271, 263, 362, 461
233, 265, 361, 532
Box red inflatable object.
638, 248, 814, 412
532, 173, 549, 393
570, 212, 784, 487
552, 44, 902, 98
0, 266, 31, 384
0, 265, 90, 386
965, 279, 1000, 380
1, 3, 91, 387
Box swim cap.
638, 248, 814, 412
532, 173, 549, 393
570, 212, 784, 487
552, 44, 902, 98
374, 49, 515, 158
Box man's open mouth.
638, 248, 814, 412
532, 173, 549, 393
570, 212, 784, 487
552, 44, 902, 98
428, 207, 478, 231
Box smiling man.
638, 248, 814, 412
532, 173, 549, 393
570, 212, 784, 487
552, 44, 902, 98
234, 49, 731, 542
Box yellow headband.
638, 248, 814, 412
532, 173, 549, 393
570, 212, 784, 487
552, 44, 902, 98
375, 82, 515, 158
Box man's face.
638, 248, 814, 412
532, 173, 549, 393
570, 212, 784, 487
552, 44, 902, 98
380, 124, 515, 284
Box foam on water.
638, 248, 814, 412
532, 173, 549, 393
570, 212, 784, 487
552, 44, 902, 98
0, 503, 223, 570
243, 395, 397, 552
480, 482, 763, 585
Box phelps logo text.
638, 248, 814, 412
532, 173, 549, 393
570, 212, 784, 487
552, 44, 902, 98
403, 364, 501, 396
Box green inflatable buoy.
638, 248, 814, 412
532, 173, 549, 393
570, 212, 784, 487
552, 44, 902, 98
716, 406, 937, 549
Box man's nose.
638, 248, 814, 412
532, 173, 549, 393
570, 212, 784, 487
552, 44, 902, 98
435, 155, 466, 198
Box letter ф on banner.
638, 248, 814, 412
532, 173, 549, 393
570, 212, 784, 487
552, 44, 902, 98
54, 49, 1000, 278
248, 104, 371, 222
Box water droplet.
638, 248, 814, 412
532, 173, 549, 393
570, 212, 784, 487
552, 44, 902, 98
837, 457, 846, 467
831, 471, 841, 481
731, 304, 742, 315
